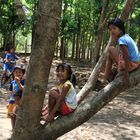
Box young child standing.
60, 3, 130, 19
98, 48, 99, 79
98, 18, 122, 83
42, 63, 77, 122
102, 18, 140, 84
7, 65, 25, 130
1, 46, 19, 85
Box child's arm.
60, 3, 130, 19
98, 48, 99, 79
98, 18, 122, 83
46, 84, 70, 122
120, 45, 129, 84
15, 77, 24, 90
5, 54, 11, 63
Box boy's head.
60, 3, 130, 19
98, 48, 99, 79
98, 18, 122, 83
9, 47, 15, 53
13, 65, 25, 79
108, 18, 125, 34
5, 43, 12, 51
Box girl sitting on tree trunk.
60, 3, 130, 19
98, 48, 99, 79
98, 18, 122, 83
101, 18, 140, 85
41, 63, 77, 122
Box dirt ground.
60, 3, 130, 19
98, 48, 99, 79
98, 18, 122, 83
0, 60, 140, 140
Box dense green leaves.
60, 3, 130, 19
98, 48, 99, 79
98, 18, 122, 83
0, 0, 139, 56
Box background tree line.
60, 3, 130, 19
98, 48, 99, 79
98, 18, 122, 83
0, 0, 140, 65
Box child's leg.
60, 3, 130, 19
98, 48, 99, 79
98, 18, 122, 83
48, 89, 60, 113
42, 88, 60, 120
10, 114, 16, 130
104, 46, 119, 80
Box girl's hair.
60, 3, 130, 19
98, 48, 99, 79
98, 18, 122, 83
56, 63, 77, 86
108, 18, 125, 34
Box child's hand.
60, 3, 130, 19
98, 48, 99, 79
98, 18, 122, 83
15, 77, 21, 82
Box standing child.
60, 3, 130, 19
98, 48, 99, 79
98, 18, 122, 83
42, 63, 77, 122
7, 65, 25, 130
1, 45, 19, 85
102, 18, 140, 84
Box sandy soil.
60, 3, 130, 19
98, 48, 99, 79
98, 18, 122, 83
0, 60, 140, 140
0, 83, 140, 140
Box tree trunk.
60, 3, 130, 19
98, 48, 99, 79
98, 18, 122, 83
14, 0, 26, 21
71, 33, 76, 59
91, 0, 109, 66
77, 0, 137, 104
11, 0, 62, 140
75, 33, 80, 61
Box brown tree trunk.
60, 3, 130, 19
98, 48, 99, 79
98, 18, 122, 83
75, 33, 80, 61
60, 36, 65, 60
14, 0, 26, 21
91, 0, 118, 67
11, 0, 62, 140
71, 33, 76, 59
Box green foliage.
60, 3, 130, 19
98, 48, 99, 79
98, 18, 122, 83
0, 0, 139, 55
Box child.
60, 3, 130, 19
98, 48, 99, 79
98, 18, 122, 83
102, 18, 140, 84
10, 90, 22, 129
1, 45, 19, 85
7, 64, 25, 130
42, 63, 77, 122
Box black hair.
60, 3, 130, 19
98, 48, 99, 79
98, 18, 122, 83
56, 63, 77, 87
5, 43, 14, 52
14, 65, 25, 75
108, 18, 125, 34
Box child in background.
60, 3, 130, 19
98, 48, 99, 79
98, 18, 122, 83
7, 65, 25, 130
42, 63, 77, 122
1, 45, 19, 85
102, 18, 140, 84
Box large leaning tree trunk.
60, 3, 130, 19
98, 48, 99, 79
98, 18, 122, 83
11, 0, 62, 140
77, 0, 137, 103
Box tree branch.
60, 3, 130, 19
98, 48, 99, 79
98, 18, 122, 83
40, 67, 140, 140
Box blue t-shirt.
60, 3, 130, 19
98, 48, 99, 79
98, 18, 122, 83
5, 53, 18, 64
118, 34, 140, 62
9, 79, 25, 103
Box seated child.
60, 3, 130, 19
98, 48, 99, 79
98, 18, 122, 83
41, 63, 77, 122
7, 64, 25, 130
101, 18, 140, 84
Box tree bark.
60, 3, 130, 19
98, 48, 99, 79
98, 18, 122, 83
11, 0, 62, 140
14, 0, 26, 21
77, 0, 137, 104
